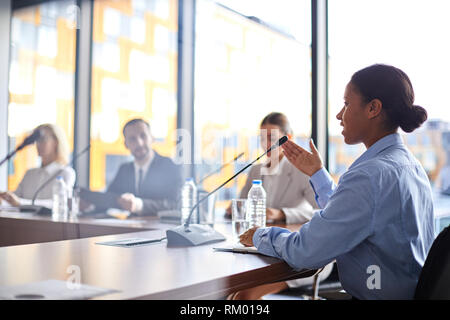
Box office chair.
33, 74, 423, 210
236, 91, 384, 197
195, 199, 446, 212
414, 225, 450, 299
270, 262, 348, 300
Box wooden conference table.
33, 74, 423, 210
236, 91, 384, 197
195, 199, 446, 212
0, 210, 314, 299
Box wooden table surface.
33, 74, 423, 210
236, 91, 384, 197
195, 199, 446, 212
0, 211, 161, 247
0, 210, 312, 299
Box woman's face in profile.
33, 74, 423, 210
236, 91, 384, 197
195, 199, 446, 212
260, 124, 283, 158
336, 83, 370, 145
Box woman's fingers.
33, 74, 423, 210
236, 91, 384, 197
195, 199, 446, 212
281, 142, 300, 158
239, 227, 258, 247
283, 140, 310, 156
2, 192, 20, 206
1, 192, 11, 202
309, 139, 320, 156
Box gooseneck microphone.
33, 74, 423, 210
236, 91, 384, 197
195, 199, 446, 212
19, 144, 91, 215
0, 129, 41, 167
198, 152, 245, 184
17, 129, 41, 151
185, 136, 287, 228
166, 136, 288, 246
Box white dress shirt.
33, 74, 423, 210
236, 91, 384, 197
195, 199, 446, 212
14, 162, 76, 205
134, 155, 153, 194
132, 153, 154, 213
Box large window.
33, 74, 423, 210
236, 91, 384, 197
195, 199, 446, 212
328, 0, 450, 190
90, 0, 178, 191
194, 0, 311, 209
8, 0, 77, 190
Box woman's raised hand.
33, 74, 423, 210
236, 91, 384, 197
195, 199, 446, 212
281, 139, 323, 177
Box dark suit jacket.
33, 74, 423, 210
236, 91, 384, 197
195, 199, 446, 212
106, 151, 183, 215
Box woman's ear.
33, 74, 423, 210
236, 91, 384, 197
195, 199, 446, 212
368, 99, 383, 119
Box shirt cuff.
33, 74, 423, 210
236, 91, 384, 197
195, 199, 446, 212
253, 227, 271, 248
310, 168, 332, 192
133, 197, 144, 214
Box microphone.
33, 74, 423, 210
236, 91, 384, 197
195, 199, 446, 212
197, 152, 245, 184
266, 135, 288, 153
0, 129, 41, 167
17, 129, 41, 151
166, 136, 288, 246
158, 153, 245, 223
19, 144, 91, 215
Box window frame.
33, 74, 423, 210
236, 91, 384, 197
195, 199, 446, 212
4, 0, 329, 188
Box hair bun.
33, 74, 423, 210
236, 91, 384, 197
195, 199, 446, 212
399, 105, 428, 133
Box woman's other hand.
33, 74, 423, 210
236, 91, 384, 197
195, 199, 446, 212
239, 227, 258, 247
0, 192, 21, 207
266, 208, 286, 223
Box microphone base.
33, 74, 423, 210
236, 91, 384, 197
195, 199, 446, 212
166, 224, 226, 247
19, 205, 52, 216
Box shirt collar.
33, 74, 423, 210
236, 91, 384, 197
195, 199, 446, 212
349, 133, 404, 169
42, 161, 63, 175
260, 155, 288, 176
134, 151, 154, 173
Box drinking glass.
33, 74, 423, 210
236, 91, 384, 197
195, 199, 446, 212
231, 199, 248, 241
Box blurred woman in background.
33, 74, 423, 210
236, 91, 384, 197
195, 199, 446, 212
0, 123, 75, 206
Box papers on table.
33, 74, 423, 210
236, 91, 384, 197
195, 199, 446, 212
96, 237, 167, 247
0, 204, 19, 212
213, 243, 259, 254
0, 279, 118, 300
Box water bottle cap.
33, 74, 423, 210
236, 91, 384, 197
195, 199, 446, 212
252, 180, 262, 185
56, 176, 63, 180
185, 178, 194, 182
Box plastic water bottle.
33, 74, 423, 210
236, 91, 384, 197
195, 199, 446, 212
247, 180, 266, 229
181, 178, 197, 225
52, 176, 68, 219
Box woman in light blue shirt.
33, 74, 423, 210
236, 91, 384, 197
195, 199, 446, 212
239, 64, 435, 300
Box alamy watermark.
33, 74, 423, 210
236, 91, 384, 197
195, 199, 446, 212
174, 128, 283, 176
65, 5, 80, 30
66, 265, 81, 290
366, 265, 381, 290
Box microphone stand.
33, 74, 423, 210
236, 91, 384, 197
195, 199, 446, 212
197, 152, 244, 185
166, 136, 287, 246
0, 150, 17, 168
192, 152, 245, 224
0, 142, 31, 167
0, 130, 41, 168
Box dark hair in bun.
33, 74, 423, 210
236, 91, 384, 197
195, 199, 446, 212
350, 64, 427, 133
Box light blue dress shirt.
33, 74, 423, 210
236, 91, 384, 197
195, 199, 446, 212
253, 133, 435, 299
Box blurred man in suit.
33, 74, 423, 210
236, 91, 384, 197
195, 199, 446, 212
103, 118, 183, 215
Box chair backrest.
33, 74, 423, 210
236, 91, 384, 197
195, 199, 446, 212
414, 225, 450, 299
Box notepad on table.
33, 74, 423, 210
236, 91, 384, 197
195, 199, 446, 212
96, 237, 167, 247
0, 280, 117, 300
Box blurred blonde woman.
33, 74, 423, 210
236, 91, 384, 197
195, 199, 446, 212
0, 124, 75, 206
